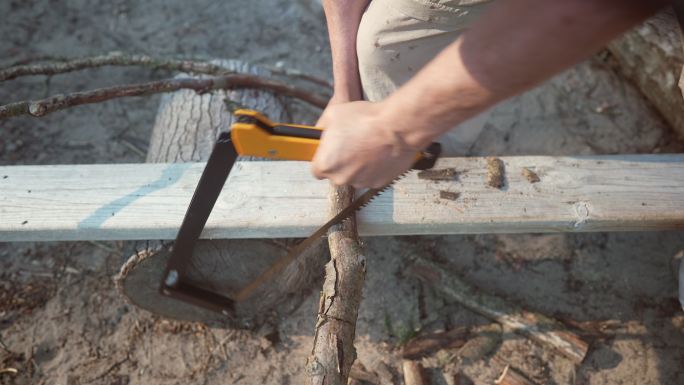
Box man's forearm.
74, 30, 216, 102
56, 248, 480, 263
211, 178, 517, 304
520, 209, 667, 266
322, 0, 370, 101
380, 0, 668, 148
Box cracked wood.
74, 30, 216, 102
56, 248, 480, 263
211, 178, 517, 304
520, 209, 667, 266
307, 184, 366, 385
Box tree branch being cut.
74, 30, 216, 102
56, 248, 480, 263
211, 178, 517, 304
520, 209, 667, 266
307, 185, 366, 385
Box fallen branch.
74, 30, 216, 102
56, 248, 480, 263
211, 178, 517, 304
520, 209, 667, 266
0, 74, 328, 119
0, 54, 70, 70
409, 259, 589, 364
0, 51, 333, 88
307, 184, 366, 385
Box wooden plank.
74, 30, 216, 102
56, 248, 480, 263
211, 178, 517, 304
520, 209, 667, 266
2, 155, 684, 242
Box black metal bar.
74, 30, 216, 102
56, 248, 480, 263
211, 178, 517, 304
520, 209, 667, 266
161, 280, 235, 315
160, 132, 238, 314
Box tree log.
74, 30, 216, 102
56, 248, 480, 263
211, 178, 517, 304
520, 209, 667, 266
607, 8, 684, 137
307, 185, 366, 385
409, 259, 589, 364
116, 60, 328, 328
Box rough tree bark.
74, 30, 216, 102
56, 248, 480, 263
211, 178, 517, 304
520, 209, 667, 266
307, 185, 366, 385
607, 8, 684, 137
116, 60, 328, 329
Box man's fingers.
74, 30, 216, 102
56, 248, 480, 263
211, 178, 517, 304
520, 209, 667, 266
311, 162, 326, 180
312, 156, 394, 188
311, 160, 349, 184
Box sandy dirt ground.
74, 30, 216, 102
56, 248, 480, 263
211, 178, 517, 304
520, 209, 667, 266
1, 1, 684, 384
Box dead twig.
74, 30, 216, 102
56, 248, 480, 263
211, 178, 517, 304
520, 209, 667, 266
0, 51, 332, 88
409, 259, 589, 364
0, 74, 328, 119
84, 356, 129, 383
119, 139, 147, 158
0, 54, 71, 70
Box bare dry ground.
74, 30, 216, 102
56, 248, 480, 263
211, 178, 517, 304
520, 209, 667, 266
1, 1, 683, 384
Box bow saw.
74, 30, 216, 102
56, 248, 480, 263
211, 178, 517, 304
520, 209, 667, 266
156, 109, 441, 315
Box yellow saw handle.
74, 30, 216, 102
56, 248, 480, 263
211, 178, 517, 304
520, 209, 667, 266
230, 109, 441, 169
231, 109, 322, 161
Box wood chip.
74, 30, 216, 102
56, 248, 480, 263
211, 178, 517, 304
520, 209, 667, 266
486, 157, 505, 188
521, 167, 540, 183
439, 191, 460, 201
418, 168, 459, 181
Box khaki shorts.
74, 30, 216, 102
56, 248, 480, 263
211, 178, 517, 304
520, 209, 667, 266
357, 0, 493, 155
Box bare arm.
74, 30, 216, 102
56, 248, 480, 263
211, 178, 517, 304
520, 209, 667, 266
382, 0, 669, 148
321, 0, 370, 102
312, 0, 668, 187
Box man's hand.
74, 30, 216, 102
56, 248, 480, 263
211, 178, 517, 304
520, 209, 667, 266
312, 101, 419, 188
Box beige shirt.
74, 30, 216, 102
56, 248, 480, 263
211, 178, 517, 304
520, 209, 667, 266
387, 0, 492, 25
412, 0, 492, 8
359, 0, 494, 155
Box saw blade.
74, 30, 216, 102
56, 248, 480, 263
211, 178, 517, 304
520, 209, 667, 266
115, 238, 327, 327
233, 173, 407, 302
116, 174, 407, 322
